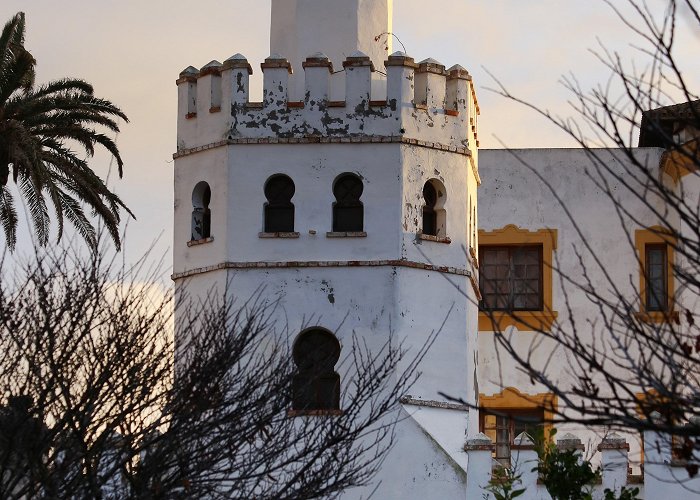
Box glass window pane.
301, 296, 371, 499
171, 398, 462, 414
480, 245, 543, 311
646, 245, 667, 311
513, 411, 544, 439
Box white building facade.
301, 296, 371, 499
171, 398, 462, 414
173, 0, 481, 497
476, 138, 700, 495
173, 1, 699, 497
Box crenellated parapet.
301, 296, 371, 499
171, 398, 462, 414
175, 51, 480, 160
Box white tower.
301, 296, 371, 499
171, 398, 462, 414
173, 1, 481, 497
271, 0, 393, 99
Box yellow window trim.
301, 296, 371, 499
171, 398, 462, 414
478, 225, 558, 332
634, 389, 667, 419
480, 386, 558, 441
661, 138, 699, 183
634, 226, 678, 324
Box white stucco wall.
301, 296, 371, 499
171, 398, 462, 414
677, 169, 700, 317
369, 406, 468, 500
173, 140, 479, 497
172, 0, 484, 495
477, 147, 669, 470
173, 142, 479, 272
174, 262, 474, 499
175, 52, 478, 157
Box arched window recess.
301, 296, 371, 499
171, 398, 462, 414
290, 328, 342, 416
190, 181, 212, 245
419, 179, 449, 243
328, 173, 366, 237
261, 174, 299, 238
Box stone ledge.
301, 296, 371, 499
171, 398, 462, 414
326, 231, 367, 238
258, 232, 300, 239
400, 395, 469, 412
634, 310, 680, 324
463, 443, 493, 451
463, 433, 494, 452
172, 259, 472, 281
173, 135, 474, 159
187, 237, 214, 247
478, 310, 558, 333
598, 433, 630, 451
417, 233, 451, 244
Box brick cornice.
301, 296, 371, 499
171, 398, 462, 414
173, 135, 473, 159
400, 395, 469, 412
172, 259, 472, 281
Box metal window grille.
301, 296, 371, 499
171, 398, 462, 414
645, 244, 668, 311
479, 245, 543, 311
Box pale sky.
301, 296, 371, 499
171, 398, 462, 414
2, 0, 699, 266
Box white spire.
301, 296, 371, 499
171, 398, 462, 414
270, 0, 392, 99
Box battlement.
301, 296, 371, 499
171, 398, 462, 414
176, 51, 480, 157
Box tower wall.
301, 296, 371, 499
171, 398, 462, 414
174, 260, 475, 499
173, 142, 480, 273
271, 0, 392, 72
270, 0, 393, 100
175, 53, 480, 167
173, 39, 481, 498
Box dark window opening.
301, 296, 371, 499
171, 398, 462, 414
646, 244, 668, 311
292, 329, 341, 412
480, 409, 544, 467
479, 245, 543, 311
422, 182, 438, 236
333, 174, 364, 232
191, 182, 212, 240
264, 175, 295, 233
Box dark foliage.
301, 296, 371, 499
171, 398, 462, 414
0, 12, 131, 250
0, 241, 429, 499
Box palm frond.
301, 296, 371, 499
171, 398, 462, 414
0, 12, 27, 77
0, 12, 131, 251
0, 186, 17, 249
0, 13, 34, 101
57, 191, 97, 248
31, 78, 94, 98
18, 170, 50, 246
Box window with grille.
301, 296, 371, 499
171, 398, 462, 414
645, 244, 668, 311
480, 409, 544, 467
635, 227, 676, 322
333, 174, 364, 232
292, 329, 341, 412
479, 245, 543, 311
264, 174, 295, 233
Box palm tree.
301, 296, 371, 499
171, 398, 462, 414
0, 12, 131, 250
